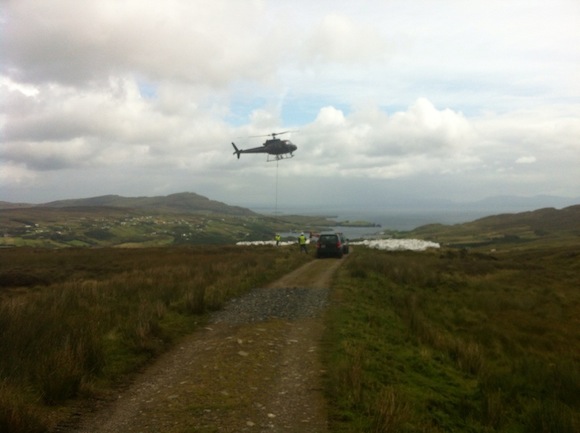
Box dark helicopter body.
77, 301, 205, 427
232, 132, 297, 162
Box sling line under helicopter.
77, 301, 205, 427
231, 131, 298, 225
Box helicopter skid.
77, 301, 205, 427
267, 154, 294, 162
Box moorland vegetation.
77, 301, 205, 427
324, 208, 579, 432
0, 245, 312, 432
410, 205, 580, 249
0, 203, 578, 432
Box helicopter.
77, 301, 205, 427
232, 131, 297, 162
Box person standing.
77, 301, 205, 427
275, 233, 281, 246
298, 232, 308, 253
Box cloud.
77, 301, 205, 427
368, 98, 474, 156
3, 139, 98, 171
296, 98, 477, 180
515, 156, 536, 164
301, 13, 389, 65
0, 162, 37, 186
2, 0, 276, 87
1, 0, 579, 208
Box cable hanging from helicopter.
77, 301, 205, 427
231, 131, 297, 162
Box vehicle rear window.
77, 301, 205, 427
319, 235, 338, 241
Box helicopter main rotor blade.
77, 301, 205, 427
248, 130, 297, 138
271, 130, 297, 136
272, 130, 290, 136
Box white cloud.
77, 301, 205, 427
0, 162, 37, 185
295, 99, 478, 180
314, 106, 346, 126
1, 0, 579, 209
515, 156, 537, 164
3, 139, 97, 171
301, 13, 389, 65
0, 77, 39, 97
2, 0, 275, 87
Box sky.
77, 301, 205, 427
2, 0, 580, 215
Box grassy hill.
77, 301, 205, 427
409, 204, 580, 249
2, 193, 579, 248
1, 203, 578, 431
41, 192, 257, 216
0, 193, 342, 247
325, 244, 579, 432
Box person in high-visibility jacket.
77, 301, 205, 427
298, 232, 308, 253
275, 233, 281, 246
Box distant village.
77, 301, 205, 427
1, 213, 259, 247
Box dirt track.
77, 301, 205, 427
69, 256, 346, 433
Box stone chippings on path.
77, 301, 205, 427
66, 284, 332, 433
211, 286, 330, 325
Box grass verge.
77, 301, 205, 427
323, 246, 579, 432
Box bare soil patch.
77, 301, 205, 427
65, 256, 346, 433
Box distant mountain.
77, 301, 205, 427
0, 201, 35, 210
330, 194, 580, 217
5, 192, 257, 216
463, 195, 580, 213
470, 204, 580, 233
411, 204, 580, 246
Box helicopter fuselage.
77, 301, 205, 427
263, 139, 297, 155
231, 138, 297, 160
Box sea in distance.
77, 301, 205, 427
264, 208, 491, 240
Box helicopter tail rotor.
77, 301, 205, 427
231, 142, 241, 159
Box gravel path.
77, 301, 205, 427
64, 256, 346, 433
211, 287, 330, 325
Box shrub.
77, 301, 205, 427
0, 245, 312, 432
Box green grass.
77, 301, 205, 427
0, 245, 313, 432
323, 245, 579, 432
0, 207, 344, 247
408, 205, 580, 250
2, 235, 579, 432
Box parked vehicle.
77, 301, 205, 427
316, 233, 349, 258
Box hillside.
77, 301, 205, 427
410, 204, 580, 248
2, 192, 579, 248
38, 192, 257, 216
0, 193, 343, 248
0, 201, 34, 210
1, 192, 255, 215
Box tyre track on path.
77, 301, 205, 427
68, 256, 346, 433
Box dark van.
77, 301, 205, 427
316, 233, 349, 258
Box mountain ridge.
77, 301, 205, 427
1, 192, 256, 216
410, 204, 580, 247
2, 193, 579, 215
472, 205, 580, 230
1, 193, 579, 248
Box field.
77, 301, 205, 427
1, 204, 579, 432
0, 245, 313, 432
409, 206, 580, 250
0, 206, 357, 248
323, 244, 579, 432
